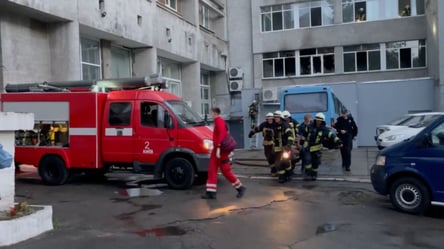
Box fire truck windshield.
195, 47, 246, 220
166, 100, 206, 127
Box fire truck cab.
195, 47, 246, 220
1, 77, 213, 189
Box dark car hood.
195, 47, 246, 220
379, 138, 413, 157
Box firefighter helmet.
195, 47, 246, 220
266, 112, 274, 118
315, 112, 325, 121
273, 110, 283, 118
282, 110, 291, 118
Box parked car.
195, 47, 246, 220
375, 112, 444, 150
370, 113, 444, 214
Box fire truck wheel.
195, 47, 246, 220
164, 158, 195, 190
39, 156, 69, 185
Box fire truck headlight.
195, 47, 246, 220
203, 139, 213, 151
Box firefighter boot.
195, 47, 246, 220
285, 169, 293, 181
303, 170, 312, 181
270, 166, 278, 177
311, 171, 318, 181
236, 186, 246, 198
201, 191, 216, 199
278, 173, 287, 184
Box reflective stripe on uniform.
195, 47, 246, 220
309, 144, 322, 152
263, 140, 274, 145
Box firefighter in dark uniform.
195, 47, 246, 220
296, 113, 312, 173
282, 110, 300, 174
248, 100, 258, 129
335, 109, 358, 172
248, 112, 276, 175
302, 113, 342, 181
272, 110, 295, 183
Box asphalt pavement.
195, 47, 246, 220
231, 147, 379, 183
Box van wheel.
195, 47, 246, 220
389, 177, 430, 215
38, 156, 69, 185
164, 158, 194, 190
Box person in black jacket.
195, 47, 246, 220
335, 109, 358, 172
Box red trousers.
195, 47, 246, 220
206, 149, 241, 192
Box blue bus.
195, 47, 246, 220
279, 85, 347, 126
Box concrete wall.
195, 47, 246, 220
48, 22, 81, 81
77, 0, 153, 46
0, 15, 52, 83
354, 78, 435, 146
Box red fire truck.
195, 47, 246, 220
1, 77, 213, 189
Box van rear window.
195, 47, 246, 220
284, 92, 327, 113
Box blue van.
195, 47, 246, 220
371, 114, 444, 214
279, 85, 347, 126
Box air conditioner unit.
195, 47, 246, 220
229, 80, 243, 92
262, 87, 278, 101
228, 67, 243, 79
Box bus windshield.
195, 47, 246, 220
166, 100, 206, 127
284, 92, 328, 113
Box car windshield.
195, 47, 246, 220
408, 115, 442, 128
387, 115, 415, 125
166, 100, 206, 127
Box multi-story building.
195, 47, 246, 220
227, 0, 444, 147
0, 0, 231, 130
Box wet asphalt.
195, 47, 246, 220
5, 147, 444, 249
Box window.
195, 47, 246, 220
166, 100, 205, 127
298, 1, 334, 28
109, 102, 132, 126
299, 47, 335, 75
398, 0, 424, 16
431, 122, 444, 146
342, 0, 366, 23
111, 46, 131, 78
200, 4, 210, 29
342, 0, 425, 23
332, 93, 347, 116
81, 38, 101, 80
141, 102, 156, 127
159, 58, 182, 96
386, 40, 426, 70
165, 0, 177, 11
344, 44, 381, 72
262, 51, 296, 78
141, 102, 168, 128
260, 1, 333, 32
201, 72, 211, 118
261, 5, 293, 32
284, 92, 328, 113
262, 48, 334, 78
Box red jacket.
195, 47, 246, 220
213, 115, 227, 147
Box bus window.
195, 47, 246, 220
332, 93, 346, 116
284, 92, 328, 113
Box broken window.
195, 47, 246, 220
300, 48, 335, 75
262, 51, 296, 78
343, 44, 381, 72
386, 40, 426, 70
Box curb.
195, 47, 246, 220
233, 174, 371, 183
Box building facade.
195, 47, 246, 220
0, 0, 230, 121
227, 0, 444, 147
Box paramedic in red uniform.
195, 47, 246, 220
201, 107, 246, 199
